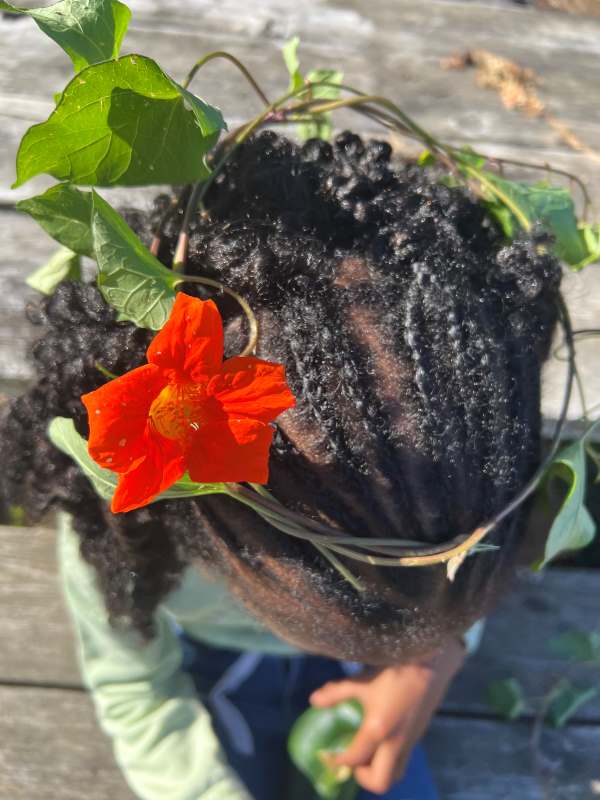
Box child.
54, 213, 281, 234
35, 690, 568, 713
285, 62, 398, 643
0, 130, 560, 799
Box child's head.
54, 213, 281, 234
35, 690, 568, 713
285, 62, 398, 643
1, 131, 561, 664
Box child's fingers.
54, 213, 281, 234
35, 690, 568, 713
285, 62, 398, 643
354, 734, 408, 795
332, 713, 394, 768
309, 679, 364, 707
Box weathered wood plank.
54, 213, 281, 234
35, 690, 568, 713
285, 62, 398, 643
0, 686, 134, 800
2, 0, 600, 201
2, 684, 600, 800
427, 716, 600, 800
0, 525, 81, 687
2, 524, 600, 722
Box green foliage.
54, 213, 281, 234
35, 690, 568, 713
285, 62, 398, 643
298, 69, 343, 142
17, 185, 94, 257
282, 36, 304, 92
48, 417, 226, 502
549, 630, 600, 664
0, 0, 130, 72
26, 246, 81, 295
486, 678, 526, 721
281, 38, 343, 141
13, 54, 225, 188
91, 191, 180, 329
546, 679, 598, 728
288, 700, 362, 800
534, 420, 600, 570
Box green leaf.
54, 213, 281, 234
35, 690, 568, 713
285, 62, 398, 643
91, 191, 180, 329
0, 0, 131, 72
297, 69, 343, 142
549, 630, 600, 663
486, 678, 526, 721
546, 679, 598, 728
535, 420, 600, 569
17, 185, 94, 257
48, 417, 226, 502
574, 223, 600, 270
282, 36, 304, 92
14, 54, 226, 188
26, 246, 81, 295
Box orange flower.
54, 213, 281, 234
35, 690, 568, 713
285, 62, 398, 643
82, 293, 296, 514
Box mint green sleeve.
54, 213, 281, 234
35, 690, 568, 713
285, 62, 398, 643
57, 515, 252, 800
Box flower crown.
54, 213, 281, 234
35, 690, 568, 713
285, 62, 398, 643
9, 0, 600, 587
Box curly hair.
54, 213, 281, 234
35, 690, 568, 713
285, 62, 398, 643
0, 131, 561, 664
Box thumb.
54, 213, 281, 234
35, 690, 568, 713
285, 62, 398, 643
310, 679, 363, 708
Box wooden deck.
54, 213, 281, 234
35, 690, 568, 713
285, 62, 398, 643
1, 524, 600, 799
1, 0, 600, 797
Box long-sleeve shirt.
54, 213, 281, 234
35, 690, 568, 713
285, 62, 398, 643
58, 511, 484, 800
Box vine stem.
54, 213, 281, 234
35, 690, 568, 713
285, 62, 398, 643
175, 274, 258, 357
181, 50, 271, 106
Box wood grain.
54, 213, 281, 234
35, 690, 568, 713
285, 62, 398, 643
2, 524, 600, 719
1, 684, 600, 800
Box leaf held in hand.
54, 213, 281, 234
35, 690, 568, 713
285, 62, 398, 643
487, 678, 526, 721
0, 0, 131, 72
534, 420, 600, 570
26, 246, 81, 295
17, 185, 94, 257
48, 417, 225, 502
288, 700, 362, 800
91, 191, 180, 329
546, 679, 598, 728
14, 54, 226, 188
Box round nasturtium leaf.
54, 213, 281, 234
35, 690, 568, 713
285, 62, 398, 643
288, 700, 363, 800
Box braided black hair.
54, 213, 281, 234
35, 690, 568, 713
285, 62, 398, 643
0, 131, 561, 663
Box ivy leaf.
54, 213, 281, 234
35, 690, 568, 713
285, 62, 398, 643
0, 0, 131, 72
91, 191, 180, 329
546, 679, 598, 728
282, 36, 304, 92
13, 54, 226, 188
17, 185, 94, 257
549, 630, 600, 664
534, 420, 600, 570
26, 246, 81, 295
297, 69, 343, 142
487, 678, 526, 721
48, 417, 226, 502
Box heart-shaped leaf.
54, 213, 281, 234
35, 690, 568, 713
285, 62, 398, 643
0, 0, 131, 72
91, 191, 181, 329
48, 417, 225, 502
14, 54, 226, 188
535, 420, 600, 570
549, 630, 600, 663
26, 246, 81, 295
486, 678, 526, 721
546, 679, 598, 728
18, 185, 94, 257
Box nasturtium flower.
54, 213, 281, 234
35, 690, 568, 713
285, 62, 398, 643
82, 292, 296, 514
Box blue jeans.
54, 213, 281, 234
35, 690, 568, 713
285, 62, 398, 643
180, 636, 439, 800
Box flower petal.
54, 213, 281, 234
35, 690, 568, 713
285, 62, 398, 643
147, 293, 223, 380
111, 427, 185, 513
208, 356, 296, 424
186, 418, 274, 484
82, 364, 166, 471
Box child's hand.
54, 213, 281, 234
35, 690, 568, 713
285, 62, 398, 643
309, 638, 465, 795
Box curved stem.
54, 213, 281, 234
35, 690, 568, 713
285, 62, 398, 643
175, 274, 258, 356
182, 50, 271, 106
